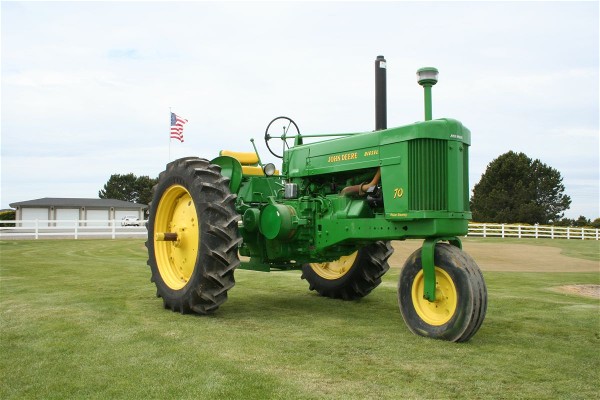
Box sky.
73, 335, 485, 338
1, 1, 598, 220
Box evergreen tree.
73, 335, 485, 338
573, 215, 591, 227
99, 173, 157, 204
471, 151, 571, 224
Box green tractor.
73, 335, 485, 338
146, 56, 487, 342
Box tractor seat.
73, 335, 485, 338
219, 150, 259, 166
219, 150, 279, 176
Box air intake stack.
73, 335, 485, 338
417, 67, 439, 121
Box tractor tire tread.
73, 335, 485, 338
146, 157, 240, 315
301, 240, 393, 300
398, 243, 487, 342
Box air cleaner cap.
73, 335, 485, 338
417, 67, 439, 86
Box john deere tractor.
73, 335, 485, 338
146, 56, 487, 342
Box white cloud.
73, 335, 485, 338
1, 1, 598, 219
548, 127, 599, 139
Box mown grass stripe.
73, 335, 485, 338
0, 239, 598, 399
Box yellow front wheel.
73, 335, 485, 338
398, 243, 487, 342
411, 267, 458, 326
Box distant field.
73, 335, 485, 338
390, 238, 599, 271
1, 239, 598, 399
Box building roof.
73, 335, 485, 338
9, 198, 147, 209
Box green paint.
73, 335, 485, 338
211, 155, 243, 193
423, 85, 433, 121
421, 237, 462, 301
218, 67, 473, 303
229, 117, 471, 269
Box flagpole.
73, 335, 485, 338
168, 107, 172, 163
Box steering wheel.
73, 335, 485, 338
264, 116, 300, 159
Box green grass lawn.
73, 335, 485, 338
1, 239, 598, 399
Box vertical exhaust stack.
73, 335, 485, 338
375, 55, 387, 131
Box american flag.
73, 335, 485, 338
170, 112, 188, 142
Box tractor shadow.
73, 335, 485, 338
211, 271, 403, 330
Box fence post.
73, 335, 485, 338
35, 219, 40, 240
551, 226, 554, 239
111, 220, 116, 239
596, 228, 599, 241
501, 224, 505, 238
581, 228, 585, 240
518, 225, 521, 239
567, 227, 570, 240
483, 223, 487, 238
74, 220, 78, 240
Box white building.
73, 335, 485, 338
10, 198, 147, 227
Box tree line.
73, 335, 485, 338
99, 151, 598, 227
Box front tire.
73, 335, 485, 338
146, 157, 241, 314
398, 243, 487, 342
301, 241, 393, 300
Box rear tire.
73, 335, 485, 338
146, 157, 241, 314
398, 243, 487, 342
301, 241, 393, 300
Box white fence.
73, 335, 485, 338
0, 220, 598, 240
468, 223, 599, 240
0, 220, 148, 240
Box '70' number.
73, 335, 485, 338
393, 188, 404, 198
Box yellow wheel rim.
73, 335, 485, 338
310, 251, 358, 280
411, 267, 457, 326
154, 185, 199, 290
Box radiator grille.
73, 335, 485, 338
463, 146, 470, 211
408, 139, 447, 211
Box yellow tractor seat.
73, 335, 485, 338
219, 150, 259, 166
219, 150, 279, 176
241, 165, 266, 176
